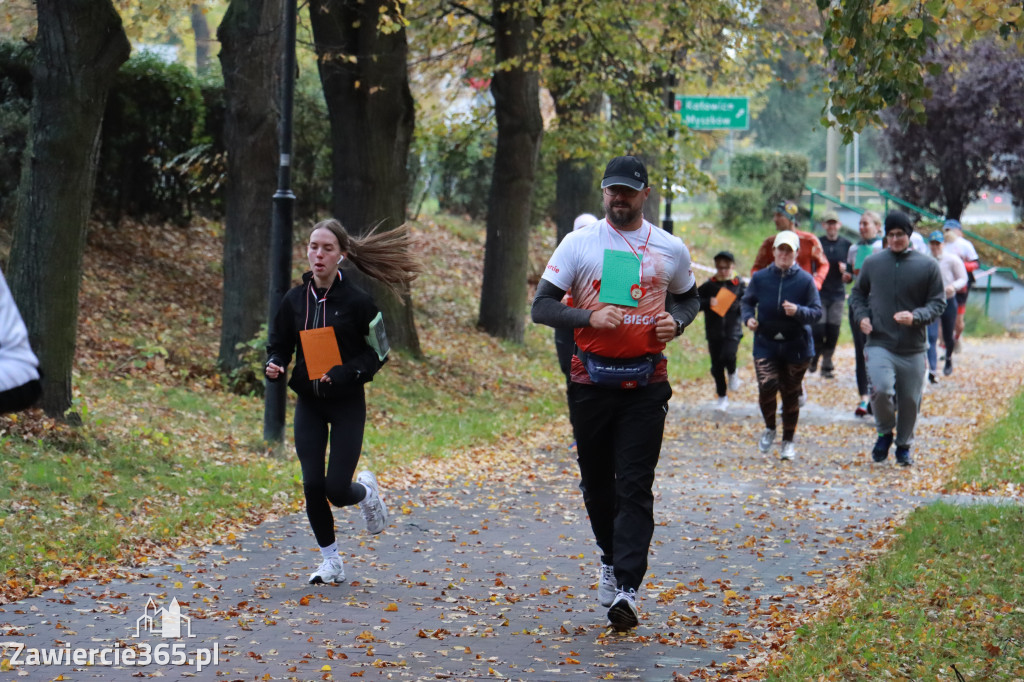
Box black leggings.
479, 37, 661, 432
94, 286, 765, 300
849, 305, 870, 396
708, 337, 740, 397
294, 392, 368, 547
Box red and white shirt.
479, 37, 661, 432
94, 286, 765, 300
541, 218, 694, 365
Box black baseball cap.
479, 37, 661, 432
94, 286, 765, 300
713, 251, 735, 263
601, 156, 648, 191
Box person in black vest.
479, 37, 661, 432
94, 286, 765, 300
811, 212, 852, 378
697, 251, 745, 411
266, 219, 420, 585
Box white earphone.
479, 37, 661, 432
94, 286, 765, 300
337, 256, 344, 265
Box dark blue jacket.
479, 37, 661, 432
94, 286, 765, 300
741, 264, 822, 362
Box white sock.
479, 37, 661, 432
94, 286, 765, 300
320, 542, 339, 560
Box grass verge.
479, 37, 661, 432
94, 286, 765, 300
764, 387, 1024, 681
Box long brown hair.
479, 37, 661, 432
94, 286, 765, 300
312, 219, 422, 296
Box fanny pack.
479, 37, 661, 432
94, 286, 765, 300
577, 351, 662, 389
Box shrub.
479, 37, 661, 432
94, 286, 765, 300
291, 73, 333, 220
94, 52, 206, 222
718, 186, 763, 230
417, 117, 494, 221
729, 150, 809, 219
0, 41, 32, 223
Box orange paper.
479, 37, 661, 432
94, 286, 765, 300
710, 287, 737, 317
300, 327, 342, 379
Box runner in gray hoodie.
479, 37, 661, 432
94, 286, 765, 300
848, 211, 945, 466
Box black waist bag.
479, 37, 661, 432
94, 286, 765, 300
578, 351, 662, 389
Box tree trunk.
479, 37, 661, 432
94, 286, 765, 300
308, 0, 420, 356
549, 84, 601, 244
554, 159, 598, 243
7, 0, 130, 420
216, 0, 282, 375
477, 0, 543, 342
190, 3, 213, 75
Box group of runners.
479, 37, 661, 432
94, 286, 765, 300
696, 202, 981, 465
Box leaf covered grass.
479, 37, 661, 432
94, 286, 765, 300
765, 502, 1024, 682
764, 386, 1024, 682
953, 387, 1024, 492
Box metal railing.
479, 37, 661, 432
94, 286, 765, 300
979, 267, 1020, 317
839, 181, 1024, 268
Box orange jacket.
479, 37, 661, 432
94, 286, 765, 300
750, 229, 830, 290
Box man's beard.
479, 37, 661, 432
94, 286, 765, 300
606, 202, 640, 229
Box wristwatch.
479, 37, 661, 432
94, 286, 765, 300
674, 319, 686, 337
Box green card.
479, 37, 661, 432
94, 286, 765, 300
598, 249, 641, 307
855, 244, 873, 271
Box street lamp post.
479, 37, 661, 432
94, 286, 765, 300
663, 78, 676, 235
263, 0, 298, 443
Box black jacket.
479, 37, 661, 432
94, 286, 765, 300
266, 271, 386, 399
697, 276, 745, 341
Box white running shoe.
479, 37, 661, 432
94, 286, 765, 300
607, 588, 639, 630
780, 441, 796, 461
357, 471, 389, 535
309, 556, 345, 584
598, 563, 616, 607
728, 372, 742, 392
758, 428, 776, 453
716, 396, 729, 411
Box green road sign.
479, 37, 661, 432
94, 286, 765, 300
677, 96, 749, 130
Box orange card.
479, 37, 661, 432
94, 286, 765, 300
300, 327, 342, 379
710, 287, 737, 317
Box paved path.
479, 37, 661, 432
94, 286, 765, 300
2, 340, 1022, 681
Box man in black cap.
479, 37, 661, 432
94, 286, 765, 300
848, 211, 946, 466
531, 154, 699, 630
697, 251, 745, 410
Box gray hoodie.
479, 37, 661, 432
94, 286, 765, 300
848, 247, 946, 354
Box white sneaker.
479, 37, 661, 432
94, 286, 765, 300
598, 563, 616, 607
728, 372, 742, 392
780, 441, 796, 461
309, 556, 345, 584
758, 428, 776, 453
607, 588, 639, 630
798, 392, 807, 407
357, 471, 389, 535
716, 396, 729, 411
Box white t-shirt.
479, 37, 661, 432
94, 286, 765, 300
541, 218, 694, 358
0, 269, 40, 392
946, 235, 979, 263
935, 251, 968, 293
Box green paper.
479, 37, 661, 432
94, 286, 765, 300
598, 249, 641, 307
855, 244, 873, 271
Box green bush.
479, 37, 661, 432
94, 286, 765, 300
717, 186, 763, 230
0, 42, 32, 223
94, 52, 206, 222
291, 72, 332, 220
418, 118, 494, 221
729, 150, 809, 219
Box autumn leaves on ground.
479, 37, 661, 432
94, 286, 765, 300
1, 215, 1023, 680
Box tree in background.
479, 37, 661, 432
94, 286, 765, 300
216, 0, 282, 375
876, 38, 1024, 220
817, 0, 1023, 139
309, 0, 421, 354
476, 0, 544, 342
7, 0, 130, 419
